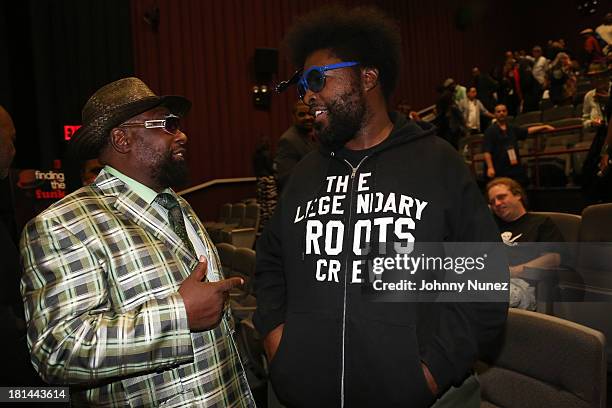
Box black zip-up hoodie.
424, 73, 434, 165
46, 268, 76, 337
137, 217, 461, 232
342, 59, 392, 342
254, 113, 508, 408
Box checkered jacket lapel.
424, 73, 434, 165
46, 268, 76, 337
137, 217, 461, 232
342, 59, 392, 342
96, 171, 197, 268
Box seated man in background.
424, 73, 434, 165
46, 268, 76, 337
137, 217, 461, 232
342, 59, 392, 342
274, 100, 317, 192
487, 177, 564, 310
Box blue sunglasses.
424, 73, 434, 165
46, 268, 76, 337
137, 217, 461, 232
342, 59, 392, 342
274, 61, 360, 99
297, 61, 359, 100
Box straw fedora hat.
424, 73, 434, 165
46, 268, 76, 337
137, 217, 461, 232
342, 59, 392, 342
70, 77, 191, 159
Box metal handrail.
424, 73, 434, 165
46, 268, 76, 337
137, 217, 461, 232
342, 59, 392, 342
467, 123, 592, 187
177, 177, 257, 196
417, 104, 436, 122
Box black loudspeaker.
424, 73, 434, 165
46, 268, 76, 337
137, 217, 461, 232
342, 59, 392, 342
254, 48, 278, 77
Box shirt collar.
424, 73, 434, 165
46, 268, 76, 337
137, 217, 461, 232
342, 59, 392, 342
104, 165, 171, 205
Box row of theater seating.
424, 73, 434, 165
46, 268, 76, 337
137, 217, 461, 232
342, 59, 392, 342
481, 204, 611, 407
513, 104, 584, 127
214, 242, 269, 400
204, 200, 260, 249
524, 204, 612, 368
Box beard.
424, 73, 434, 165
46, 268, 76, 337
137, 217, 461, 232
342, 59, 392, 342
135, 141, 189, 189
315, 82, 366, 151
154, 150, 189, 188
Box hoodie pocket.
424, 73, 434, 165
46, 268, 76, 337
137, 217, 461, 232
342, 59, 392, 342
347, 317, 435, 407
268, 311, 341, 408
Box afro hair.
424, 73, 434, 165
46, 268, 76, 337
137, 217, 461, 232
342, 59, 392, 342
282, 5, 402, 101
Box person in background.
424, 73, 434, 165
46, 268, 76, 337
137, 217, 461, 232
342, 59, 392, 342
545, 40, 568, 61
459, 87, 495, 134
487, 177, 564, 310
434, 88, 466, 149
443, 77, 467, 105
499, 57, 520, 116
0, 105, 43, 386
548, 52, 577, 106
274, 100, 317, 192
253, 137, 278, 231
580, 28, 606, 68
471, 66, 498, 112
596, 13, 612, 47
581, 64, 612, 202
483, 104, 554, 186
20, 78, 254, 407
0, 106, 15, 180
582, 63, 610, 129
80, 157, 104, 185
530, 46, 549, 89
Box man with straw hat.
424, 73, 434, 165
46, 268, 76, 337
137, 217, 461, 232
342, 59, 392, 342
20, 77, 254, 407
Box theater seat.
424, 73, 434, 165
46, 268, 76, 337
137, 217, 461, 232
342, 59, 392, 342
513, 111, 542, 127
478, 308, 606, 408
204, 202, 232, 230
521, 212, 581, 314
530, 211, 580, 242
219, 203, 261, 248
552, 203, 612, 372
215, 242, 236, 278
229, 247, 257, 320
209, 203, 246, 242
542, 105, 575, 122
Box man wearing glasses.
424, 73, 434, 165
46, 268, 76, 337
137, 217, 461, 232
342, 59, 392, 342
255, 6, 508, 407
20, 77, 254, 407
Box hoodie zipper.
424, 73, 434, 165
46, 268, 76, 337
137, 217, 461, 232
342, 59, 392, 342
339, 154, 369, 408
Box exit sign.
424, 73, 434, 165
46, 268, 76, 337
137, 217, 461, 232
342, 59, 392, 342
64, 125, 82, 141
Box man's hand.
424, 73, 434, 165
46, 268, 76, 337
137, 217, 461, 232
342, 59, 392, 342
179, 256, 243, 331
509, 264, 525, 277
592, 118, 603, 127
487, 167, 496, 179
421, 362, 438, 395
263, 323, 285, 361
409, 111, 422, 121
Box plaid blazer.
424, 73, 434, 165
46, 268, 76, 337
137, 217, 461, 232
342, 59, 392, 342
20, 170, 255, 407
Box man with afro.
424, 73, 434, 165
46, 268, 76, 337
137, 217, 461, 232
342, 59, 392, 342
255, 6, 508, 407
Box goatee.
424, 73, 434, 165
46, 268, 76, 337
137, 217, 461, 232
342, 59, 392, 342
154, 151, 189, 188
315, 84, 366, 151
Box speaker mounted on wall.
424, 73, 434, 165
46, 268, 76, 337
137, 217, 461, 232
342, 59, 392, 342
254, 48, 278, 81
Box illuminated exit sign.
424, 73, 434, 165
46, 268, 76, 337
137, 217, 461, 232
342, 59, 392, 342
64, 125, 81, 141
